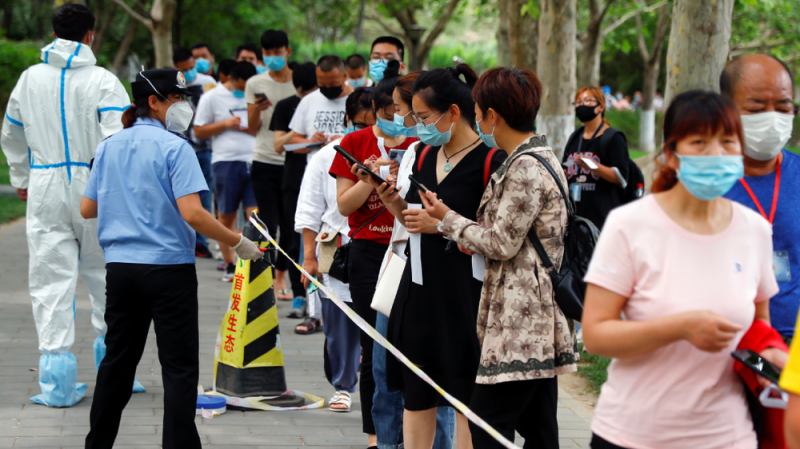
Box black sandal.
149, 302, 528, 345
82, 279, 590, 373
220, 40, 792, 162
295, 318, 322, 335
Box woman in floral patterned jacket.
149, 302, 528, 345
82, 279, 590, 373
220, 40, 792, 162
420, 67, 576, 449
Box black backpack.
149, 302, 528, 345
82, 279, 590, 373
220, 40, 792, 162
525, 153, 600, 322
564, 126, 644, 204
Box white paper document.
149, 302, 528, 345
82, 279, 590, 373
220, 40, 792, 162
471, 253, 486, 281
408, 204, 424, 285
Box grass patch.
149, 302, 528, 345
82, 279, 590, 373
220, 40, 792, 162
629, 149, 648, 160
576, 344, 611, 394
0, 196, 25, 224
788, 146, 800, 155
0, 150, 8, 185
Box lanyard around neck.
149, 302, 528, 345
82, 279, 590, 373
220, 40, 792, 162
739, 155, 781, 224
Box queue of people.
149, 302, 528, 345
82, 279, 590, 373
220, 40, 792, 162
5, 3, 800, 449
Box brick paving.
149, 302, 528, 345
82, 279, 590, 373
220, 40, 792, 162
0, 218, 592, 448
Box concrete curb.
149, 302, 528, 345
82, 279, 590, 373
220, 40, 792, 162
0, 184, 17, 198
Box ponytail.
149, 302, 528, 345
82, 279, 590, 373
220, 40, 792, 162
412, 63, 479, 127
122, 96, 154, 129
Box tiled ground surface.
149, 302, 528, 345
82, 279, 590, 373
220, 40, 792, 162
0, 219, 592, 448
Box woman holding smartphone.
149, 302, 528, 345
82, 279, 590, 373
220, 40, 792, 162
370, 64, 506, 449
579, 91, 779, 449
328, 60, 417, 448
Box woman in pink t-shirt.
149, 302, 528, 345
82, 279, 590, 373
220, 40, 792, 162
582, 91, 780, 449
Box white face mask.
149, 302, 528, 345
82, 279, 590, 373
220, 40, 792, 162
740, 112, 794, 161
165, 100, 194, 132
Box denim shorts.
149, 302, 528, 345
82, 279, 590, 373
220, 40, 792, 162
212, 161, 257, 215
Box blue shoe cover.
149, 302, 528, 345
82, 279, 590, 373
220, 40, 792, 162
30, 353, 86, 407
94, 335, 147, 393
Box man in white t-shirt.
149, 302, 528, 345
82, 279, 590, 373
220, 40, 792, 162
288, 55, 353, 162
173, 47, 218, 258
244, 29, 301, 300
194, 61, 258, 282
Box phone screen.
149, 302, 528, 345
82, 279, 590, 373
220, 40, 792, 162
732, 349, 782, 384
255, 93, 267, 101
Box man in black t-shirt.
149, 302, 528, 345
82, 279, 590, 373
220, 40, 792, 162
269, 62, 320, 321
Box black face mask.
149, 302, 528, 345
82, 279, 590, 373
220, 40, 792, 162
320, 85, 343, 100
575, 105, 600, 123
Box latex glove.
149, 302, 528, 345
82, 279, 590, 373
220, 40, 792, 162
232, 235, 263, 260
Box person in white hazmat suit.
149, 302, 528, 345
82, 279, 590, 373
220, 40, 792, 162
0, 4, 144, 407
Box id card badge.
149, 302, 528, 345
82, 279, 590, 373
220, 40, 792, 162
570, 183, 582, 202
774, 250, 791, 282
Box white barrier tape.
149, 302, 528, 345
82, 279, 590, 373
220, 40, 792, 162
206, 389, 325, 412
249, 214, 520, 449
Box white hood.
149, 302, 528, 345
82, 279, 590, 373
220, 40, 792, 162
41, 39, 96, 69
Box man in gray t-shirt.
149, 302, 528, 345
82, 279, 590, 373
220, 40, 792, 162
244, 29, 300, 301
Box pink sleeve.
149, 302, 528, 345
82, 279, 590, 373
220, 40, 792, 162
756, 222, 779, 303
583, 210, 636, 298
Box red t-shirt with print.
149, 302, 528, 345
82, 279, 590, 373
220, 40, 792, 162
328, 127, 418, 245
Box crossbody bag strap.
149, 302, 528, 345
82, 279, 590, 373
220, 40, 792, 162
483, 148, 500, 187
351, 207, 387, 239
524, 152, 573, 271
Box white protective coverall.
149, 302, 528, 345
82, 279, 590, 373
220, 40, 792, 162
1, 38, 144, 407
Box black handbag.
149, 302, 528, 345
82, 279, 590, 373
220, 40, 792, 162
328, 207, 387, 283
525, 153, 599, 322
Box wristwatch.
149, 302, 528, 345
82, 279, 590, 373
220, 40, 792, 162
436, 221, 445, 234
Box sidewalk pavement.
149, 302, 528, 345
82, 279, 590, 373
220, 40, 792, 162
0, 218, 592, 448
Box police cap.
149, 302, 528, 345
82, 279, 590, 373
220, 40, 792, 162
131, 69, 198, 99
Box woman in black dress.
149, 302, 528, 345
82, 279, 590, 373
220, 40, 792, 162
369, 64, 506, 449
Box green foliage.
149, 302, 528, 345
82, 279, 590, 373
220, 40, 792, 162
0, 39, 41, 108
0, 196, 26, 224
0, 149, 8, 185
576, 345, 611, 394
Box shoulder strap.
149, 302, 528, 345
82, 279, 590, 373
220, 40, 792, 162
417, 145, 432, 171
524, 152, 573, 272
483, 148, 499, 187
564, 127, 584, 161
351, 207, 386, 239
599, 127, 624, 153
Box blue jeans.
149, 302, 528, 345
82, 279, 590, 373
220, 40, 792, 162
195, 150, 213, 248
373, 313, 455, 449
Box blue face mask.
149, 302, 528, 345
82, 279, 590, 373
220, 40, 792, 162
195, 58, 210, 74
232, 89, 245, 99
369, 59, 387, 83
416, 113, 453, 147
255, 65, 268, 74
477, 117, 498, 148
676, 155, 744, 201
182, 67, 197, 83
349, 77, 367, 88
394, 112, 417, 137
377, 115, 403, 137
264, 55, 286, 72
344, 124, 356, 136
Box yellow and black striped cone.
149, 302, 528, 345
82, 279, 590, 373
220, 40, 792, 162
212, 221, 305, 408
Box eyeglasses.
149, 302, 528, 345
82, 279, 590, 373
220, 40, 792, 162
412, 112, 444, 126
352, 122, 370, 130
572, 99, 599, 107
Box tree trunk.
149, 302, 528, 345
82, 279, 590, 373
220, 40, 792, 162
637, 5, 670, 153
664, 0, 734, 105
506, 0, 538, 70
92, 1, 116, 54
149, 0, 176, 69
578, 0, 604, 87
355, 0, 366, 45
112, 19, 137, 76
537, 0, 577, 160
496, 0, 511, 67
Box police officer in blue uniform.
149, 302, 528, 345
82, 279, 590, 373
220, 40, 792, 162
81, 69, 263, 449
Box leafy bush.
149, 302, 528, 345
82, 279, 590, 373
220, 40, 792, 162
0, 39, 41, 109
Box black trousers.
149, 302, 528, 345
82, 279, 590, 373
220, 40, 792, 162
86, 263, 201, 449
251, 161, 288, 271
469, 377, 559, 449
347, 239, 386, 435
281, 188, 304, 298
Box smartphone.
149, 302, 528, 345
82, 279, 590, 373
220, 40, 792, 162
389, 149, 406, 162
408, 175, 429, 194
333, 145, 361, 166
581, 157, 599, 170
732, 349, 782, 384
357, 163, 388, 185
255, 93, 267, 102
